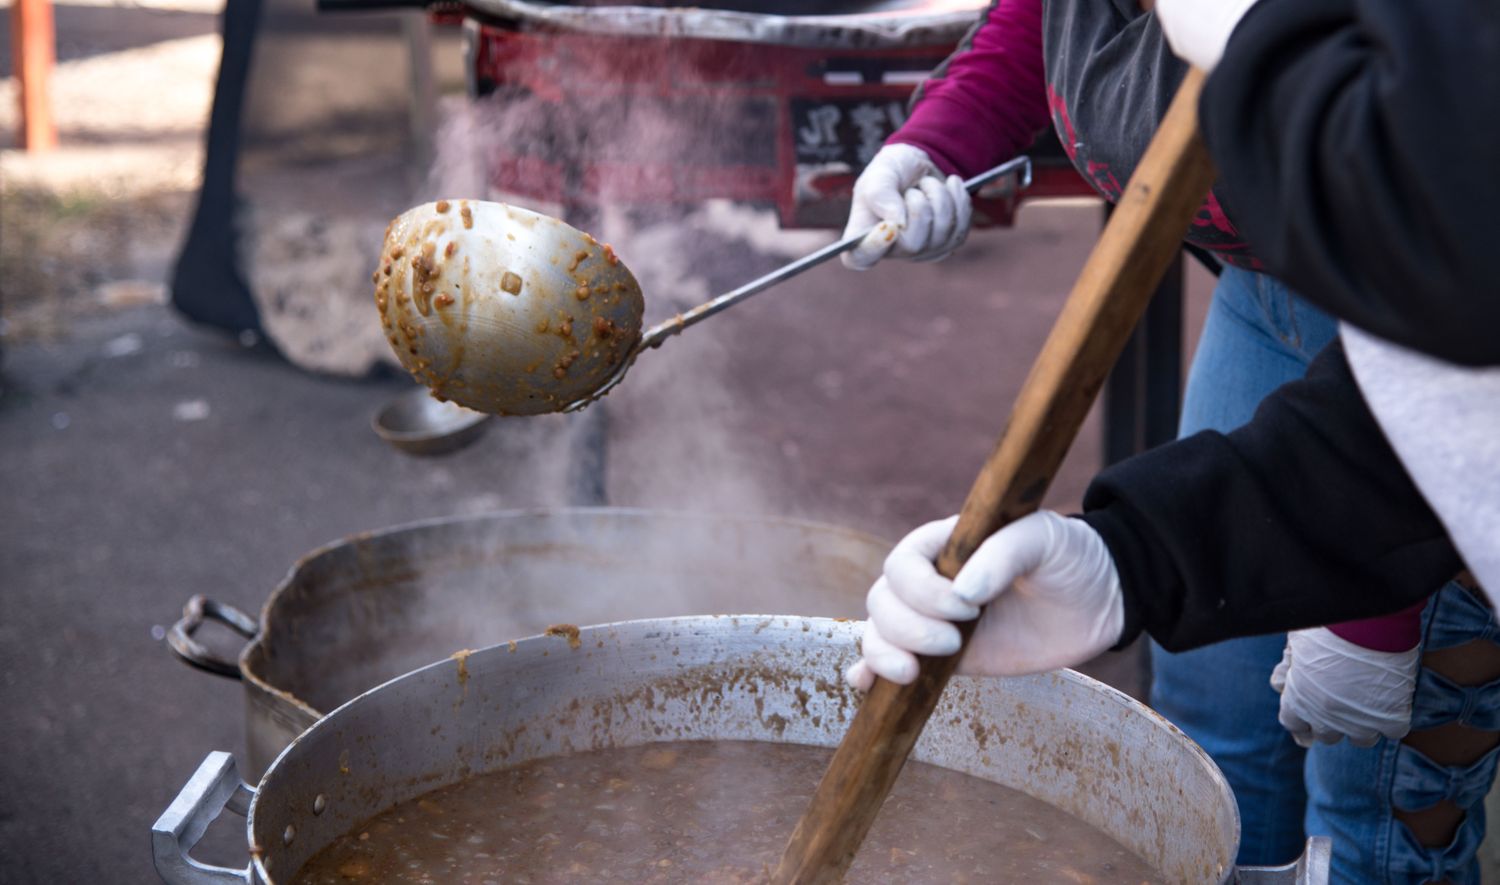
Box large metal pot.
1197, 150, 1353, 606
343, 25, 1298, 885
168, 508, 888, 775
155, 617, 1328, 883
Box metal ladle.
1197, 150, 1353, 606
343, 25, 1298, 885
372, 156, 1031, 447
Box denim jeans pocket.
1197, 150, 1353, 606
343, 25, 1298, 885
1254, 276, 1304, 352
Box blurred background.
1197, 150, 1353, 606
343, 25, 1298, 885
0, 0, 1235, 879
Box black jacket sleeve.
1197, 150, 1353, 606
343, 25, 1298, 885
1199, 0, 1500, 366
1081, 340, 1462, 652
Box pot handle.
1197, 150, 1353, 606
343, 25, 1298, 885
152, 752, 254, 884
168, 595, 258, 679
1236, 836, 1331, 883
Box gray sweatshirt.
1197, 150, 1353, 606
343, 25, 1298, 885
1343, 325, 1500, 594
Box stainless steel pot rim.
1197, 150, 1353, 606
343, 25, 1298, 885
244, 613, 1241, 884
240, 508, 895, 721
464, 0, 989, 48
158, 608, 1333, 883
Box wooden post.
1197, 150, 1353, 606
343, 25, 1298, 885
11, 0, 58, 152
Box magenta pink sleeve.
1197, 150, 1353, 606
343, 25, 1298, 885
886, 0, 1049, 178
1327, 601, 1427, 653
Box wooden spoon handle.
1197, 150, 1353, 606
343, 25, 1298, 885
772, 67, 1217, 884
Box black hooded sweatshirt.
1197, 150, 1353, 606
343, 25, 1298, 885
1081, 0, 1499, 649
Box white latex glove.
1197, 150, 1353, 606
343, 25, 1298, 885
845, 511, 1125, 691
840, 144, 973, 271
1155, 0, 1261, 73
1270, 627, 1420, 748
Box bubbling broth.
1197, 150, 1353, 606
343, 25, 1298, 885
293, 740, 1162, 884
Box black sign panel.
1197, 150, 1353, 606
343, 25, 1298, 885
789, 97, 909, 169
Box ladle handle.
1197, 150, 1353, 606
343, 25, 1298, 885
638, 155, 1033, 350
772, 68, 1217, 884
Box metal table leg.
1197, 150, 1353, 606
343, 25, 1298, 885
1104, 248, 1184, 465
1099, 204, 1186, 699
562, 203, 610, 506
566, 405, 609, 505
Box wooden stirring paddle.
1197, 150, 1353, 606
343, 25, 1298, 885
772, 67, 1218, 884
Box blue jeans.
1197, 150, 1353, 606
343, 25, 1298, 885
1306, 584, 1499, 884
1149, 266, 1499, 881
1151, 265, 1335, 864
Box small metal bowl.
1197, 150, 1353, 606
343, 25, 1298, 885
372, 387, 491, 456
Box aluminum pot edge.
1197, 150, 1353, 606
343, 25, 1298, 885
240, 616, 1240, 884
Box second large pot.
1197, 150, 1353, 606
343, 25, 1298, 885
169, 508, 889, 775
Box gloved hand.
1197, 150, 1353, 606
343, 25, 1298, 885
1154, 0, 1261, 72
1270, 627, 1420, 748
845, 511, 1125, 691
841, 144, 973, 271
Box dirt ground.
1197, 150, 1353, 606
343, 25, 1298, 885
21, 1, 1478, 882
0, 0, 218, 343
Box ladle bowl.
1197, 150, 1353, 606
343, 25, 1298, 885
371, 387, 490, 456
375, 200, 645, 416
